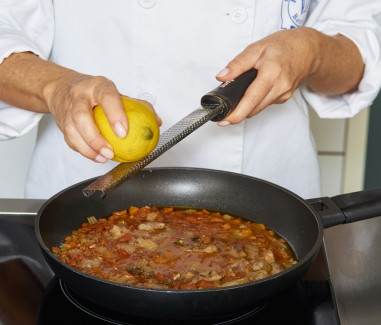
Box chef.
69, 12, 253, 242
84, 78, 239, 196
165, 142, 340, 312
0, 0, 380, 199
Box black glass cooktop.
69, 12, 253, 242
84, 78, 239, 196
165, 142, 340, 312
37, 276, 338, 325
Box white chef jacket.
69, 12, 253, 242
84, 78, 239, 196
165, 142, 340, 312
0, 0, 380, 199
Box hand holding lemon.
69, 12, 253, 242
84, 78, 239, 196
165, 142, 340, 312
93, 97, 160, 162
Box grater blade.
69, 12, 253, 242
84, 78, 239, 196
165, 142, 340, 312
82, 105, 223, 198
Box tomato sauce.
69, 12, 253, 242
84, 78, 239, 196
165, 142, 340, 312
52, 206, 297, 289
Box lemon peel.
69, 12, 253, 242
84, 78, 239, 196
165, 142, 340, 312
94, 97, 159, 162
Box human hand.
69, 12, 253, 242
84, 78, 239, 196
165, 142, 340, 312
44, 72, 161, 163
215, 27, 319, 125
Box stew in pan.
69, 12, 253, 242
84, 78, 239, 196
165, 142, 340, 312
52, 205, 296, 289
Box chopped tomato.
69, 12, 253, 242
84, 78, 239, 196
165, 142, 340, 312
129, 206, 139, 215
196, 280, 215, 289
118, 233, 132, 242
155, 272, 167, 283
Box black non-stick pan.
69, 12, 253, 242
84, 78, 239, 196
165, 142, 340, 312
35, 167, 381, 321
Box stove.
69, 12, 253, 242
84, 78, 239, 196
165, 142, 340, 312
0, 199, 340, 325
36, 271, 338, 325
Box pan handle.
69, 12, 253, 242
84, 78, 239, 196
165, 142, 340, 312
306, 187, 381, 228
201, 68, 258, 122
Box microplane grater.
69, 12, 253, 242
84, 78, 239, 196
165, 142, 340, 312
82, 106, 223, 198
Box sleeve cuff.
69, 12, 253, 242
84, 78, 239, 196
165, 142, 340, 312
0, 30, 49, 64
302, 22, 381, 118
0, 102, 44, 140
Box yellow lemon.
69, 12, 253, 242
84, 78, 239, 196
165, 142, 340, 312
93, 97, 159, 162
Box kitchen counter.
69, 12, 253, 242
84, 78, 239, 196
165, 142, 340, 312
1, 198, 380, 324
324, 216, 381, 325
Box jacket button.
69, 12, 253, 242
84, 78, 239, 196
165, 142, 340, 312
138, 0, 156, 9
138, 91, 156, 105
230, 8, 247, 24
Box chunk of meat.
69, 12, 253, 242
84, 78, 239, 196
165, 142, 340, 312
146, 212, 158, 221
109, 225, 129, 240
250, 270, 269, 281
117, 243, 136, 254
250, 259, 270, 271
243, 244, 259, 259
138, 222, 166, 232
136, 238, 158, 251
258, 249, 275, 264
182, 271, 197, 282
79, 258, 101, 269
229, 259, 250, 273
221, 277, 249, 287
67, 248, 81, 258
225, 246, 242, 258
193, 245, 218, 254
199, 270, 223, 282
270, 263, 285, 275
95, 246, 107, 254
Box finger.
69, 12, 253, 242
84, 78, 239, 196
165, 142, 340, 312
71, 99, 115, 160
243, 69, 295, 118
218, 71, 274, 125
231, 76, 295, 121
98, 91, 128, 139
63, 119, 109, 163
216, 44, 261, 82
245, 88, 280, 118
135, 98, 163, 126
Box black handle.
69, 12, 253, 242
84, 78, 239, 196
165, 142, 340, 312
201, 68, 258, 122
306, 187, 381, 228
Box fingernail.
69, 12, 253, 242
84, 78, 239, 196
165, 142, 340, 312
217, 120, 231, 127
95, 155, 108, 163
216, 68, 230, 78
114, 122, 127, 138
100, 148, 114, 160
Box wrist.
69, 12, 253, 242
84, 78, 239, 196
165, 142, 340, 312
296, 27, 323, 80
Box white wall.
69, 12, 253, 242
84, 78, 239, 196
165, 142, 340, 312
309, 107, 369, 196
0, 127, 37, 198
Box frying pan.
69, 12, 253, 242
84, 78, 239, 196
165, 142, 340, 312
35, 167, 381, 321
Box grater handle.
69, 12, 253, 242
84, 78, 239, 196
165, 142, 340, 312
200, 68, 258, 122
